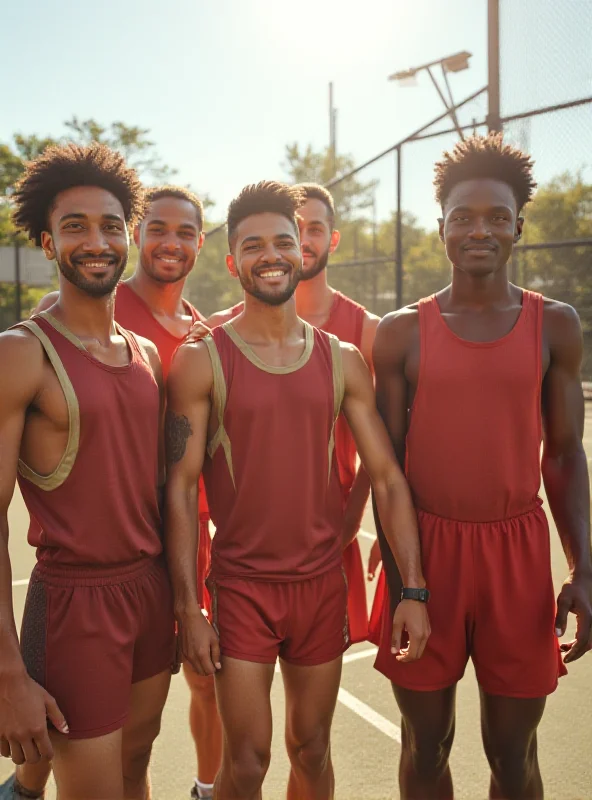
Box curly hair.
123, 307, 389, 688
12, 142, 146, 246
297, 183, 335, 228
144, 185, 204, 232
434, 133, 537, 211
227, 180, 305, 249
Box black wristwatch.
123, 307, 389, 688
401, 587, 430, 603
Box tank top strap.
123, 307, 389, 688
118, 325, 151, 369
520, 289, 544, 381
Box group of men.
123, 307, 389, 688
0, 133, 589, 800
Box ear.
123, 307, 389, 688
40, 231, 56, 261
226, 253, 238, 278
133, 224, 141, 248
514, 217, 524, 242
438, 218, 445, 243
197, 231, 205, 253
329, 229, 340, 254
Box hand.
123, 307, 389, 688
178, 609, 222, 676
0, 670, 68, 764
185, 320, 211, 345
391, 600, 430, 663
555, 571, 592, 664
367, 538, 382, 581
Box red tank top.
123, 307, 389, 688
16, 313, 162, 566
215, 292, 366, 499
202, 322, 345, 580
406, 290, 544, 522
115, 281, 209, 519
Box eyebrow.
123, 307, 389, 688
305, 219, 327, 227
59, 213, 124, 223
147, 219, 197, 230
241, 233, 296, 246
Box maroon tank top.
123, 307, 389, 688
202, 322, 345, 580
16, 313, 162, 566
406, 290, 544, 522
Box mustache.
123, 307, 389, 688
71, 253, 119, 264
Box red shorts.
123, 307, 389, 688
197, 518, 212, 617
343, 537, 369, 644
207, 565, 349, 666
20, 558, 176, 739
375, 506, 566, 698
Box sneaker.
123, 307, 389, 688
190, 779, 213, 799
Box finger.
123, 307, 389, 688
554, 595, 571, 637
563, 620, 592, 664
560, 639, 576, 653
367, 571, 375, 582
211, 635, 222, 671
416, 628, 430, 661
44, 693, 69, 735
391, 616, 403, 655
34, 730, 54, 762
0, 736, 11, 758
20, 738, 42, 765
8, 740, 25, 766
398, 632, 420, 663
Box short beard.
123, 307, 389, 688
301, 246, 330, 281
58, 256, 127, 297
239, 271, 300, 307
142, 259, 191, 285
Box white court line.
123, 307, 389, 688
358, 529, 376, 542
12, 578, 29, 587
338, 687, 402, 743
343, 647, 377, 664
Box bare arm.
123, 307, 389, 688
541, 301, 591, 663
139, 337, 166, 494
165, 341, 220, 675
0, 331, 68, 762
340, 340, 429, 660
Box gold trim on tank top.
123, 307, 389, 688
202, 336, 236, 490
221, 320, 314, 374
16, 321, 80, 491
39, 311, 134, 365
328, 333, 345, 483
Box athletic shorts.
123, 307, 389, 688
20, 557, 177, 739
374, 506, 567, 698
197, 518, 212, 617
207, 565, 350, 666
343, 537, 369, 644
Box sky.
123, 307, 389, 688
2, 0, 590, 230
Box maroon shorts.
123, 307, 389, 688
375, 507, 566, 698
207, 565, 349, 666
343, 537, 369, 644
20, 558, 176, 739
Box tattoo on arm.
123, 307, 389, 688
165, 410, 193, 465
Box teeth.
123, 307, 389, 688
159, 256, 181, 263
82, 262, 110, 268
258, 270, 285, 278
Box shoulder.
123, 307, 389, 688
373, 304, 421, 368
362, 309, 381, 334
31, 290, 59, 316
207, 304, 242, 328
0, 327, 46, 399
169, 340, 214, 396
540, 296, 582, 362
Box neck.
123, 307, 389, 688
241, 294, 301, 341
295, 269, 335, 319
52, 277, 116, 342
127, 266, 187, 317
448, 262, 514, 308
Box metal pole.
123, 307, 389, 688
440, 65, 465, 139
487, 0, 502, 132
329, 82, 336, 176
372, 192, 378, 313
14, 240, 22, 323
395, 146, 403, 310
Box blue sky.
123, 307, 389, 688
2, 0, 590, 229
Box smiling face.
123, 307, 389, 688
227, 212, 302, 306
135, 196, 204, 284
439, 178, 523, 278
298, 198, 340, 280
41, 185, 128, 296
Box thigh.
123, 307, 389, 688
480, 690, 546, 752
50, 728, 123, 800
133, 562, 177, 684
122, 669, 171, 760
215, 657, 275, 756
281, 657, 342, 743
282, 567, 349, 666
473, 508, 566, 698
394, 684, 457, 745
183, 662, 217, 700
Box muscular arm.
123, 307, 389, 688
139, 338, 166, 494
541, 302, 592, 662
340, 340, 429, 659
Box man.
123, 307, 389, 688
15, 187, 220, 800
0, 143, 175, 800
165, 180, 430, 800
208, 183, 380, 643
373, 133, 592, 799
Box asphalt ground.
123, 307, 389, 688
1, 406, 591, 799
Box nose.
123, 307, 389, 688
81, 224, 109, 253
160, 232, 182, 251
260, 242, 282, 263
469, 216, 492, 239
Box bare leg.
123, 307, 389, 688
393, 683, 457, 800
213, 657, 275, 800
121, 670, 171, 800
14, 761, 52, 796
480, 690, 546, 800
183, 663, 222, 787
50, 729, 123, 800
282, 656, 342, 800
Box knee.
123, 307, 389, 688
486, 737, 536, 789
286, 729, 331, 777
404, 724, 454, 779
123, 721, 162, 785
184, 665, 217, 702
226, 746, 271, 794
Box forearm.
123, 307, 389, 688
342, 466, 371, 548
0, 519, 25, 673
165, 482, 200, 616
373, 473, 424, 587
542, 448, 591, 574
